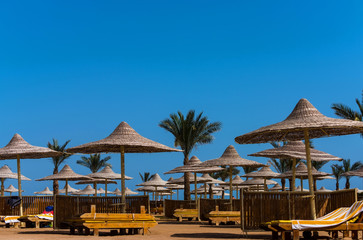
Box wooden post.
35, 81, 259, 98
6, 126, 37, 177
94, 182, 98, 197
300, 178, 303, 192
105, 179, 108, 197
264, 178, 267, 191
1, 178, 4, 196
65, 179, 68, 196
204, 183, 207, 199
304, 130, 316, 220
194, 172, 198, 207
229, 167, 233, 210
120, 146, 126, 213
292, 158, 296, 219
17, 155, 23, 216
241, 188, 245, 232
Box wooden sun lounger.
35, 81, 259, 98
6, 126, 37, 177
64, 205, 157, 236
264, 208, 363, 240
0, 216, 20, 228
18, 215, 52, 228
208, 206, 240, 226
173, 208, 199, 222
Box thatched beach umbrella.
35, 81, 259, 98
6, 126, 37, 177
342, 166, 363, 177
59, 183, 79, 194
317, 186, 332, 192
66, 122, 181, 212
137, 173, 168, 201
0, 134, 62, 215
36, 164, 91, 195
73, 185, 96, 195
114, 187, 138, 196
240, 177, 277, 189
167, 174, 209, 185
0, 165, 30, 196
249, 141, 342, 191
270, 183, 283, 191
235, 98, 363, 219
87, 166, 132, 197
34, 187, 53, 195
165, 156, 223, 204
199, 145, 265, 206
242, 166, 279, 191
279, 162, 330, 192
166, 179, 184, 200
200, 173, 225, 199
5, 184, 23, 196
220, 175, 247, 198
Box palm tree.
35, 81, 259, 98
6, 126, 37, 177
331, 164, 343, 190
139, 172, 154, 182
311, 161, 328, 191
77, 154, 112, 192
332, 92, 363, 137
159, 110, 222, 200
341, 159, 362, 189
47, 139, 72, 195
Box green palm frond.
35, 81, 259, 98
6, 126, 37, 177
76, 154, 112, 173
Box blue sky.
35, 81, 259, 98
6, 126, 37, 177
0, 1, 362, 196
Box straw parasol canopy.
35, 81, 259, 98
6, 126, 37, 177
0, 134, 63, 215
34, 187, 53, 195
59, 183, 79, 194
279, 162, 330, 179
73, 185, 96, 195
0, 165, 31, 196
135, 186, 171, 193
114, 187, 138, 196
200, 145, 265, 206
66, 121, 181, 212
5, 184, 23, 194
269, 183, 283, 191
342, 166, 363, 177
317, 186, 332, 192
164, 156, 223, 203
248, 141, 342, 192
75, 179, 117, 185
167, 175, 209, 184
36, 164, 91, 195
137, 173, 168, 187
242, 165, 279, 191
87, 166, 132, 197
241, 177, 277, 186
235, 98, 363, 219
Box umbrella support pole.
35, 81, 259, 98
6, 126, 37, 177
1, 178, 4, 197
105, 179, 108, 197
229, 167, 233, 210
194, 173, 198, 207
304, 130, 316, 220
292, 158, 296, 219
204, 183, 207, 199
17, 155, 23, 216
65, 179, 68, 196
120, 146, 126, 213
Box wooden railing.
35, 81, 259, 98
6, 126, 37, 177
0, 196, 53, 216
241, 188, 357, 229
54, 195, 149, 229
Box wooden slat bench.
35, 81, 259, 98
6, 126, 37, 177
18, 215, 52, 228
64, 205, 157, 236
173, 208, 199, 222
208, 206, 240, 226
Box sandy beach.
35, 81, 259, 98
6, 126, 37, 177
0, 220, 335, 240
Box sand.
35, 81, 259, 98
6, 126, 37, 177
0, 220, 335, 240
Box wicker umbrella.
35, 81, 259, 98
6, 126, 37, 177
34, 187, 53, 195
199, 145, 265, 206
317, 186, 332, 192
167, 175, 209, 184
36, 164, 91, 195
200, 173, 225, 199
73, 185, 96, 195
235, 98, 363, 219
270, 183, 283, 191
75, 179, 117, 185
248, 141, 342, 192
87, 166, 132, 197
0, 134, 62, 215
59, 183, 79, 194
242, 166, 280, 191
113, 187, 138, 196
166, 179, 184, 200
342, 166, 363, 177
165, 156, 223, 203
241, 178, 278, 191
0, 165, 31, 196
5, 184, 23, 196
66, 121, 181, 212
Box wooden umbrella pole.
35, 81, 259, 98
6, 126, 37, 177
17, 155, 23, 216
94, 183, 98, 197
300, 178, 303, 192
105, 179, 108, 197
292, 158, 296, 219
304, 130, 316, 220
1, 178, 4, 197
194, 173, 197, 207
229, 167, 233, 209
120, 146, 126, 213
204, 183, 207, 199
65, 179, 68, 196
264, 178, 267, 191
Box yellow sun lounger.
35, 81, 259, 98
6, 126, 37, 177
267, 201, 363, 240
18, 213, 53, 228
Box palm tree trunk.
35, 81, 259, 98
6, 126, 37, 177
313, 179, 317, 191
345, 177, 350, 189
183, 155, 190, 200
53, 167, 59, 195
336, 180, 339, 190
